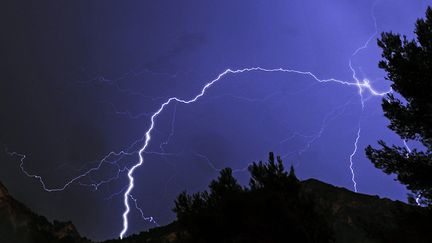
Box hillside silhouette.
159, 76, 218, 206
0, 181, 90, 243
1, 153, 431, 242
104, 153, 432, 243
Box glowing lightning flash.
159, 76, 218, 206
402, 140, 422, 205
4, 1, 394, 239
6, 63, 390, 239
7, 64, 388, 239
119, 66, 389, 238
349, 126, 361, 192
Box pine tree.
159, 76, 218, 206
366, 7, 432, 206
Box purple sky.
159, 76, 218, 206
1, 0, 431, 240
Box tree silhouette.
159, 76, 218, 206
248, 152, 298, 192
173, 152, 333, 243
366, 7, 432, 206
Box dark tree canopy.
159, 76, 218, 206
366, 7, 432, 206
173, 152, 333, 243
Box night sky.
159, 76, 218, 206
1, 0, 431, 241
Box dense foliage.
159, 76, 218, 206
173, 153, 333, 243
366, 7, 432, 206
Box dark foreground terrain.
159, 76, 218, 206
1, 177, 431, 243
104, 179, 431, 243
0, 182, 89, 243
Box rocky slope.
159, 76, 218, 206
300, 179, 431, 243
0, 181, 89, 243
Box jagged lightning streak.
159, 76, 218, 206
6, 64, 389, 238
160, 103, 178, 152
297, 97, 355, 156
402, 140, 422, 205
5, 149, 135, 192
4, 0, 393, 238
275, 96, 355, 162
129, 195, 159, 226
344, 0, 383, 192
119, 66, 390, 238
120, 2, 387, 232
7, 59, 389, 238
349, 126, 361, 192
7, 62, 386, 237
403, 140, 412, 155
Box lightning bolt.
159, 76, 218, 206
6, 49, 390, 240
403, 140, 412, 154
349, 125, 361, 193
119, 64, 390, 238
343, 0, 382, 192
4, 1, 396, 239
129, 195, 159, 226
119, 2, 388, 237
402, 140, 422, 206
